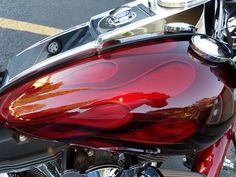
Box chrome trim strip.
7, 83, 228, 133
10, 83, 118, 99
9, 41, 98, 83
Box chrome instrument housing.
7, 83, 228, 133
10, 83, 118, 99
157, 0, 208, 8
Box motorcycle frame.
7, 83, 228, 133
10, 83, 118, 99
192, 119, 236, 177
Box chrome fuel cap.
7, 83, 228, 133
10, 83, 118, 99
190, 34, 232, 63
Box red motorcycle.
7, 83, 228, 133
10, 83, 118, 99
0, 0, 236, 177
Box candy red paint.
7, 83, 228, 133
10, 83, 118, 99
0, 37, 227, 152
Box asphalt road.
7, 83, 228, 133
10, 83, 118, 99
0, 0, 130, 69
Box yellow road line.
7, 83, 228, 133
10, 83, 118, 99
0, 17, 63, 36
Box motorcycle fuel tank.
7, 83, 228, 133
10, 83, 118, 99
0, 34, 235, 155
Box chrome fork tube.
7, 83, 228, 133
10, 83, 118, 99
215, 0, 225, 39
204, 0, 226, 38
